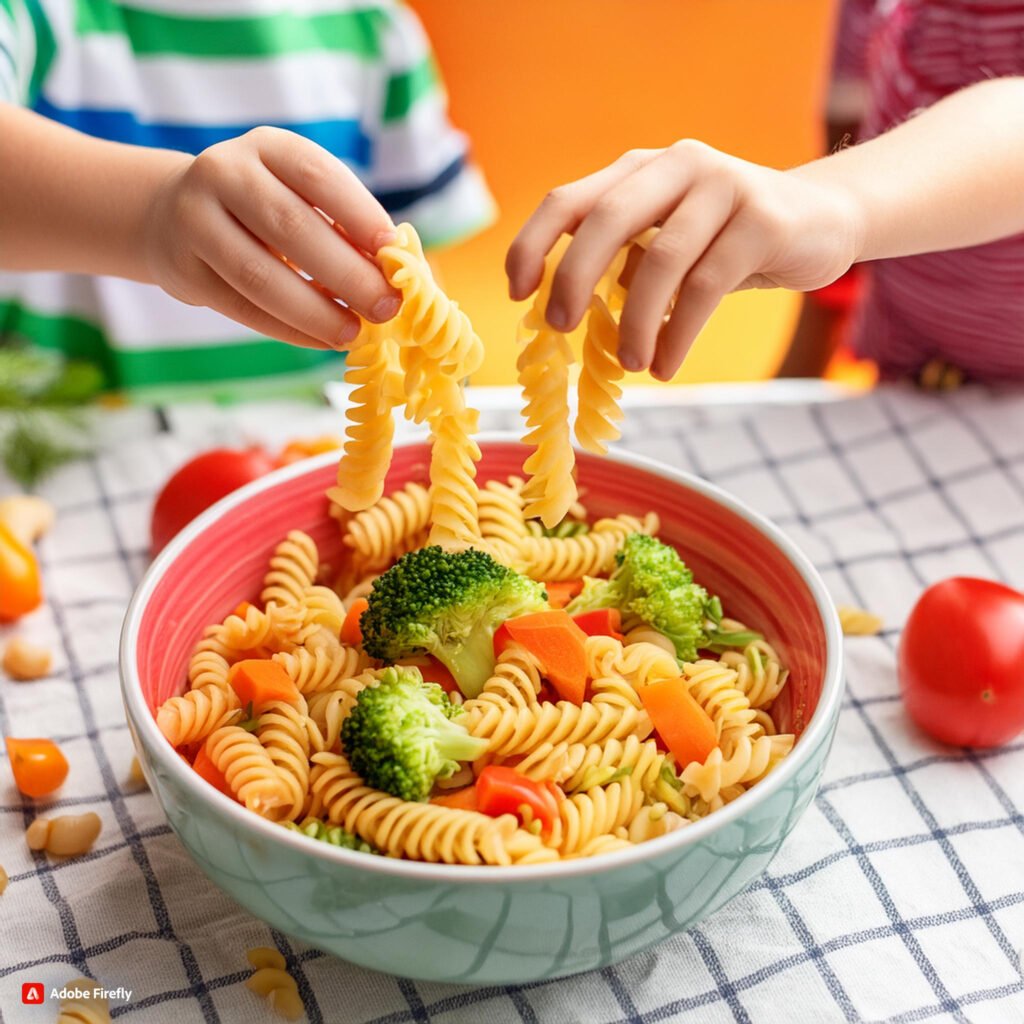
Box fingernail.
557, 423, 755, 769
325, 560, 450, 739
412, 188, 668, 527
619, 351, 641, 373
546, 302, 569, 331
371, 295, 401, 322
373, 228, 397, 250
333, 319, 360, 350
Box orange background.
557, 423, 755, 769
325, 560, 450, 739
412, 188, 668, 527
409, 0, 837, 385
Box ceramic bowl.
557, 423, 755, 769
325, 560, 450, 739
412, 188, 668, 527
121, 436, 843, 984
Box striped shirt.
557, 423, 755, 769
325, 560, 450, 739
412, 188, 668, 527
836, 0, 1024, 382
0, 0, 494, 398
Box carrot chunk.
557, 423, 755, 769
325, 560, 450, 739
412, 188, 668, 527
504, 610, 588, 704
638, 676, 717, 767
341, 598, 369, 647
228, 659, 300, 708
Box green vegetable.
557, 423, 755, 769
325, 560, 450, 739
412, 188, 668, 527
529, 518, 590, 539
567, 534, 712, 661
0, 346, 103, 488
341, 665, 489, 802
360, 545, 549, 697
566, 534, 761, 661
283, 817, 378, 854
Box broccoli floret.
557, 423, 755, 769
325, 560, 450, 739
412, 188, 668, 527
566, 533, 712, 662
283, 818, 378, 854
341, 666, 489, 801
360, 545, 548, 697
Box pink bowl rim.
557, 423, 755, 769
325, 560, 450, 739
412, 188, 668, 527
120, 432, 844, 883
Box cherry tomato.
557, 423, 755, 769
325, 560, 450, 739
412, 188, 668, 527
6, 737, 69, 797
475, 765, 563, 835
898, 577, 1024, 748
150, 446, 276, 556
0, 522, 42, 622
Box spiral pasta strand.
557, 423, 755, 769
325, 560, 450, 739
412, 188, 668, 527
272, 644, 366, 696
309, 752, 553, 865
463, 694, 652, 757
205, 726, 291, 816
187, 627, 233, 691
517, 529, 626, 581
261, 531, 319, 608
377, 223, 484, 412
257, 699, 312, 821
555, 775, 645, 856
329, 322, 402, 512
157, 684, 240, 747
427, 376, 482, 551
342, 482, 431, 566
576, 295, 625, 455
684, 659, 758, 739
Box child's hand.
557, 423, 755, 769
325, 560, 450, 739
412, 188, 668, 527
506, 141, 864, 379
145, 127, 401, 350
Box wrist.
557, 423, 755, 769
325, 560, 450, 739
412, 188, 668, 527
119, 147, 193, 284
790, 157, 870, 267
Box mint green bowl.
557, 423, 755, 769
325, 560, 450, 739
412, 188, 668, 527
121, 437, 843, 984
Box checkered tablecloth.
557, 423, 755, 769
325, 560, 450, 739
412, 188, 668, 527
3, 383, 1024, 1024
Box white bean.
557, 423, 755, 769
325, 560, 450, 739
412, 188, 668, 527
2, 638, 53, 680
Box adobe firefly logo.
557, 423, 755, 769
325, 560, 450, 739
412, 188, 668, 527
22, 982, 44, 1004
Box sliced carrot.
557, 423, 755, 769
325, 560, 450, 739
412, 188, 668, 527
6, 737, 68, 797
544, 579, 583, 610
431, 786, 479, 811
192, 744, 234, 799
228, 659, 300, 708
638, 677, 717, 767
341, 597, 368, 647
504, 610, 588, 705
416, 657, 460, 696
572, 608, 623, 640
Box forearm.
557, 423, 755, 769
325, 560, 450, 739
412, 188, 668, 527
0, 103, 188, 281
795, 77, 1024, 263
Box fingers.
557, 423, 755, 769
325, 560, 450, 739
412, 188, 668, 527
543, 152, 701, 332
221, 168, 401, 323
192, 205, 362, 349
649, 222, 763, 380
187, 259, 336, 350
506, 148, 659, 301
251, 127, 396, 253
617, 180, 736, 371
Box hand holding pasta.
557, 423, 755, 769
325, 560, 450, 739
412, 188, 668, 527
506, 141, 862, 379
154, 481, 797, 865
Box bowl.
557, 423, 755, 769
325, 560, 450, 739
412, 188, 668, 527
120, 435, 844, 984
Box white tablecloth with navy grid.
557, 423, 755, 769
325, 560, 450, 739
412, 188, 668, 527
3, 382, 1024, 1024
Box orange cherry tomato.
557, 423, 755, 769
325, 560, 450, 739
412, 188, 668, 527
6, 737, 69, 797
0, 522, 43, 622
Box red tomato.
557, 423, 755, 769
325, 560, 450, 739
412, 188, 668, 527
898, 577, 1024, 748
150, 447, 276, 556
475, 765, 563, 835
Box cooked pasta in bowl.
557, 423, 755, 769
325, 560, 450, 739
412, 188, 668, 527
121, 437, 843, 983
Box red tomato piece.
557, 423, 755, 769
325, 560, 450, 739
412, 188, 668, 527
476, 765, 563, 835
898, 577, 1024, 748
572, 608, 624, 639
150, 446, 276, 556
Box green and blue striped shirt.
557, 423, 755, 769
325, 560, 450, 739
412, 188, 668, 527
0, 0, 494, 398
